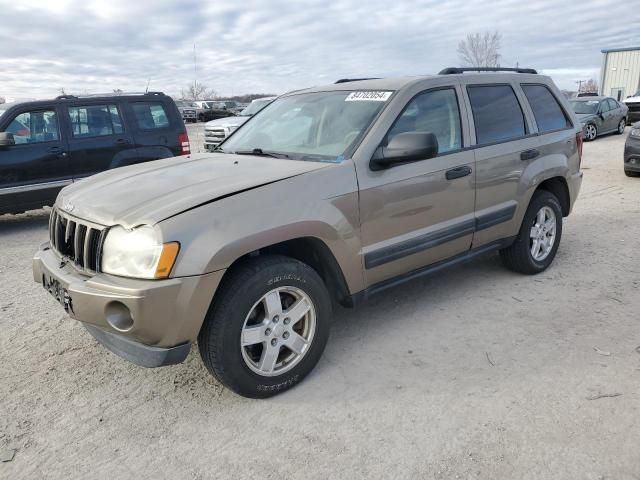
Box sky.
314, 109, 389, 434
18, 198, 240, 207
1, 0, 639, 100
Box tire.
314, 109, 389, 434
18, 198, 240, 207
198, 255, 331, 398
625, 169, 640, 177
584, 123, 597, 141
616, 118, 626, 135
499, 190, 563, 275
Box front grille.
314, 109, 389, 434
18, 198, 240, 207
205, 128, 227, 145
49, 208, 106, 274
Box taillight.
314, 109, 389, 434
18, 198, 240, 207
178, 132, 190, 155
576, 131, 583, 168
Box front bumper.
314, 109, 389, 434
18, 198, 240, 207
33, 244, 224, 367
624, 136, 640, 171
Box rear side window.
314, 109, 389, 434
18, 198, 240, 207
521, 85, 571, 133
606, 99, 619, 111
68, 104, 124, 138
132, 102, 169, 130
5, 110, 59, 144
388, 88, 462, 154
467, 85, 527, 145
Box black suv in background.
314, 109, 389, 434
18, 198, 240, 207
0, 92, 189, 215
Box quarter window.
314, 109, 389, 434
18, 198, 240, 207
5, 110, 59, 144
68, 104, 124, 138
467, 85, 527, 145
132, 102, 169, 129
521, 85, 571, 133
388, 88, 462, 154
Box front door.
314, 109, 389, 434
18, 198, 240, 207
0, 106, 70, 213
357, 86, 476, 287
65, 102, 136, 179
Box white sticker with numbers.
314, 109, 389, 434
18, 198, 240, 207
345, 91, 393, 102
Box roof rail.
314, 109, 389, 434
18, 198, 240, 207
335, 78, 381, 84
55, 91, 166, 100
439, 67, 538, 75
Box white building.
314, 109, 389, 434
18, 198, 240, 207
600, 46, 640, 100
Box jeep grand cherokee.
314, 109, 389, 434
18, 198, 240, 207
33, 68, 582, 398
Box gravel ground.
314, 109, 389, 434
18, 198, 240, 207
1, 130, 639, 480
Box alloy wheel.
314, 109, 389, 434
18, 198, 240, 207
529, 206, 557, 262
585, 124, 597, 141
240, 287, 316, 377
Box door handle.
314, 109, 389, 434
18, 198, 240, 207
445, 165, 472, 180
115, 138, 131, 145
47, 146, 68, 158
520, 149, 540, 161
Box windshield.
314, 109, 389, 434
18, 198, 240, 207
221, 91, 392, 161
570, 100, 600, 115
240, 98, 273, 116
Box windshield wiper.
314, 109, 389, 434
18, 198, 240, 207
234, 148, 289, 159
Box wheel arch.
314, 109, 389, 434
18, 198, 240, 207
214, 236, 355, 308
536, 176, 570, 216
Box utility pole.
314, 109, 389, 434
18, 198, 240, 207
576, 80, 585, 93
193, 43, 197, 99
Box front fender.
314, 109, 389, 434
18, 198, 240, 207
157, 162, 364, 294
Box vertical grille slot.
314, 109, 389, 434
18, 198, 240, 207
48, 208, 105, 274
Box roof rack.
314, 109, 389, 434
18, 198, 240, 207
439, 67, 538, 75
335, 78, 381, 84
55, 91, 165, 100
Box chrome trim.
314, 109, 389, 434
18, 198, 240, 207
0, 179, 73, 196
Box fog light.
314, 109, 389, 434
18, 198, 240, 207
105, 301, 134, 332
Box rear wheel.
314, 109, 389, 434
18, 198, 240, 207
198, 255, 331, 398
617, 118, 626, 134
584, 123, 597, 141
500, 190, 563, 274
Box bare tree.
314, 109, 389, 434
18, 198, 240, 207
181, 82, 216, 100
582, 79, 598, 93
58, 87, 67, 96
457, 31, 502, 68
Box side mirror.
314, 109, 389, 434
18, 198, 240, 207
0, 132, 15, 147
370, 132, 438, 171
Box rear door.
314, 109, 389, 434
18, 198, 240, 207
598, 99, 615, 132
0, 105, 70, 213
461, 81, 538, 248
65, 102, 137, 179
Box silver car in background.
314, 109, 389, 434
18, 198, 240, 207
204, 97, 276, 151
568, 96, 628, 141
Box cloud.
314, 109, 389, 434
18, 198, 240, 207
0, 0, 638, 99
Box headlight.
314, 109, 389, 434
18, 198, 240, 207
631, 128, 640, 137
101, 225, 179, 279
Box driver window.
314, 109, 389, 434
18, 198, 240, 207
388, 88, 462, 154
6, 110, 59, 144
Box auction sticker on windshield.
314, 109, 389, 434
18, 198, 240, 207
345, 91, 392, 102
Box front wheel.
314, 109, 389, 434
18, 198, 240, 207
500, 190, 563, 274
198, 255, 331, 398
584, 123, 597, 141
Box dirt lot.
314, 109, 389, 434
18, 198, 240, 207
1, 130, 639, 480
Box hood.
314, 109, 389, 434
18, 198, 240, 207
624, 96, 640, 104
205, 116, 248, 129
57, 153, 333, 227
576, 113, 598, 123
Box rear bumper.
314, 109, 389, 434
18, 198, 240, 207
33, 244, 225, 366
567, 170, 583, 213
